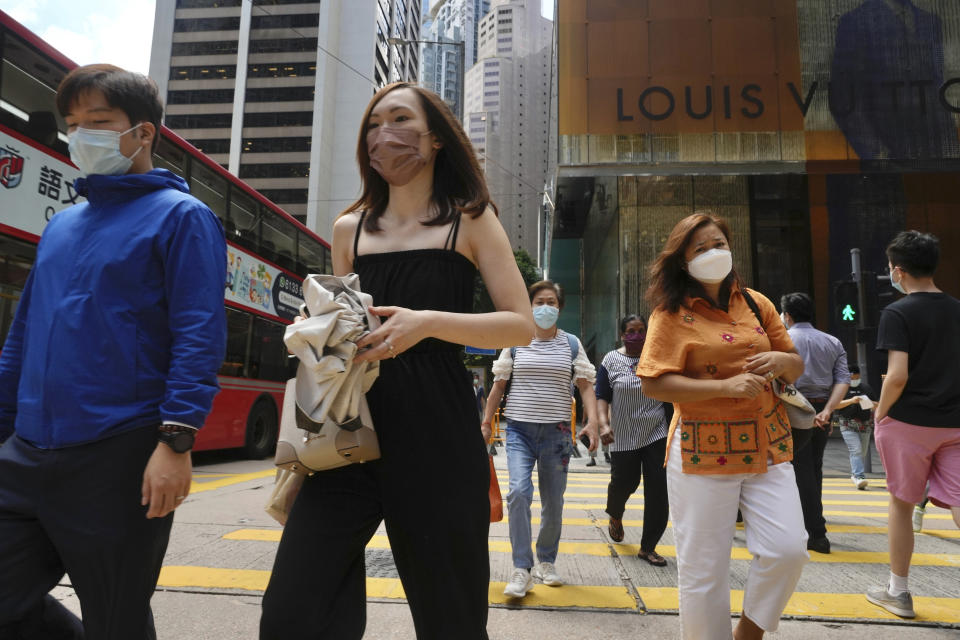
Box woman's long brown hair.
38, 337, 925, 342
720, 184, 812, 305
341, 82, 497, 231
646, 212, 743, 313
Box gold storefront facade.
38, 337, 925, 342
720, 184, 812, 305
551, 0, 960, 386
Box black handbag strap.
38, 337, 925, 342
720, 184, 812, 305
740, 288, 766, 331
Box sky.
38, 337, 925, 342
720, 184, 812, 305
0, 0, 553, 77
0, 0, 155, 74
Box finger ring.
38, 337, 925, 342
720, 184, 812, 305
765, 371, 776, 381
175, 496, 185, 501
384, 339, 396, 357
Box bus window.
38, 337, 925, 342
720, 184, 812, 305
0, 235, 37, 346
261, 209, 297, 272
249, 317, 287, 382
219, 308, 251, 378
229, 190, 259, 251
154, 136, 186, 176
0, 32, 68, 153
297, 232, 326, 276
188, 161, 227, 223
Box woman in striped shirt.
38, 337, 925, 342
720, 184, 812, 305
481, 280, 602, 599
595, 314, 671, 566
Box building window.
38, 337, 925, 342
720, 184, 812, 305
239, 163, 310, 179
176, 0, 241, 7
245, 86, 315, 102
258, 188, 309, 204
243, 111, 314, 127
253, 0, 320, 4
173, 17, 241, 32
170, 40, 239, 56
165, 113, 234, 129
170, 65, 237, 80
188, 138, 232, 154
248, 37, 318, 53
247, 62, 316, 78
250, 13, 320, 29
167, 89, 236, 104
241, 137, 311, 153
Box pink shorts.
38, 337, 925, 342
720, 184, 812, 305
874, 415, 960, 508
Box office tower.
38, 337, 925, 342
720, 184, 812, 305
150, 0, 420, 237
419, 0, 489, 119
464, 0, 551, 256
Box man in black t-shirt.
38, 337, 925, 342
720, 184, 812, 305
866, 231, 960, 620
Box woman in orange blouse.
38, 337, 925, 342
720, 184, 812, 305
637, 213, 808, 640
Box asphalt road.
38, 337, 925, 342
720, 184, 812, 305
50, 433, 959, 639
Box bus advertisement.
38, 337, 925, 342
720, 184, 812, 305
0, 9, 331, 458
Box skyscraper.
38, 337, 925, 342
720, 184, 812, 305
419, 0, 489, 120
149, 0, 420, 238
464, 0, 551, 256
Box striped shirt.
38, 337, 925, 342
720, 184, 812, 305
595, 350, 668, 452
492, 329, 595, 423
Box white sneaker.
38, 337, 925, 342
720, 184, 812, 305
912, 506, 925, 533
531, 562, 563, 586
503, 568, 533, 598
852, 475, 868, 490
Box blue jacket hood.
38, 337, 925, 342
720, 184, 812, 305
75, 169, 189, 207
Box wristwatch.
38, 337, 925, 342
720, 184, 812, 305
158, 424, 196, 453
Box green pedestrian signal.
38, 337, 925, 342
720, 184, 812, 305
834, 280, 860, 326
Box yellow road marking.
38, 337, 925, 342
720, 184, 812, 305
637, 588, 960, 623
222, 530, 960, 566
526, 503, 955, 520
547, 490, 891, 505
189, 469, 275, 494
156, 566, 960, 622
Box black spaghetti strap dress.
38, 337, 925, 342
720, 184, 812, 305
261, 211, 491, 640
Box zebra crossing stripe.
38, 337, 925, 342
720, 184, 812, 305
154, 566, 960, 623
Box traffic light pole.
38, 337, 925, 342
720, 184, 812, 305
850, 248, 868, 379
850, 248, 873, 472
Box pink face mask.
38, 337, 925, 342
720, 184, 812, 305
366, 126, 434, 186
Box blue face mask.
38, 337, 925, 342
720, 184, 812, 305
533, 304, 559, 329
891, 268, 907, 294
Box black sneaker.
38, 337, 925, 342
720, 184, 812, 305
585, 458, 596, 467
807, 536, 831, 554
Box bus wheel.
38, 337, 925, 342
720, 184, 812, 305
244, 400, 277, 459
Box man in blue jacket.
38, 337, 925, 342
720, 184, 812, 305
0, 64, 226, 639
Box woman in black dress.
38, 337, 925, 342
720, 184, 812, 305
259, 84, 534, 639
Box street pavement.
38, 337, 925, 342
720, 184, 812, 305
51, 431, 960, 638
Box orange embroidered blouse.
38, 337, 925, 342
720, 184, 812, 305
636, 287, 797, 475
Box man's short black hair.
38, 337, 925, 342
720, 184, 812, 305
849, 364, 860, 375
886, 230, 939, 278
781, 292, 814, 323
56, 64, 163, 152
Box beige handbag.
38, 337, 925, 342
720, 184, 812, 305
274, 377, 380, 475
264, 468, 305, 525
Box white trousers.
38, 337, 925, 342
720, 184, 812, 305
667, 435, 809, 640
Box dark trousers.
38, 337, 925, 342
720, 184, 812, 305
0, 427, 173, 640
605, 438, 669, 552
793, 400, 829, 539
260, 440, 491, 640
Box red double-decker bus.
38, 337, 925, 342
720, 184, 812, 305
0, 10, 331, 457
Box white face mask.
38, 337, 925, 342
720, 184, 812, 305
68, 123, 144, 176
687, 248, 733, 284
850, 379, 861, 388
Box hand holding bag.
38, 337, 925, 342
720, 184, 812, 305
740, 289, 817, 434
